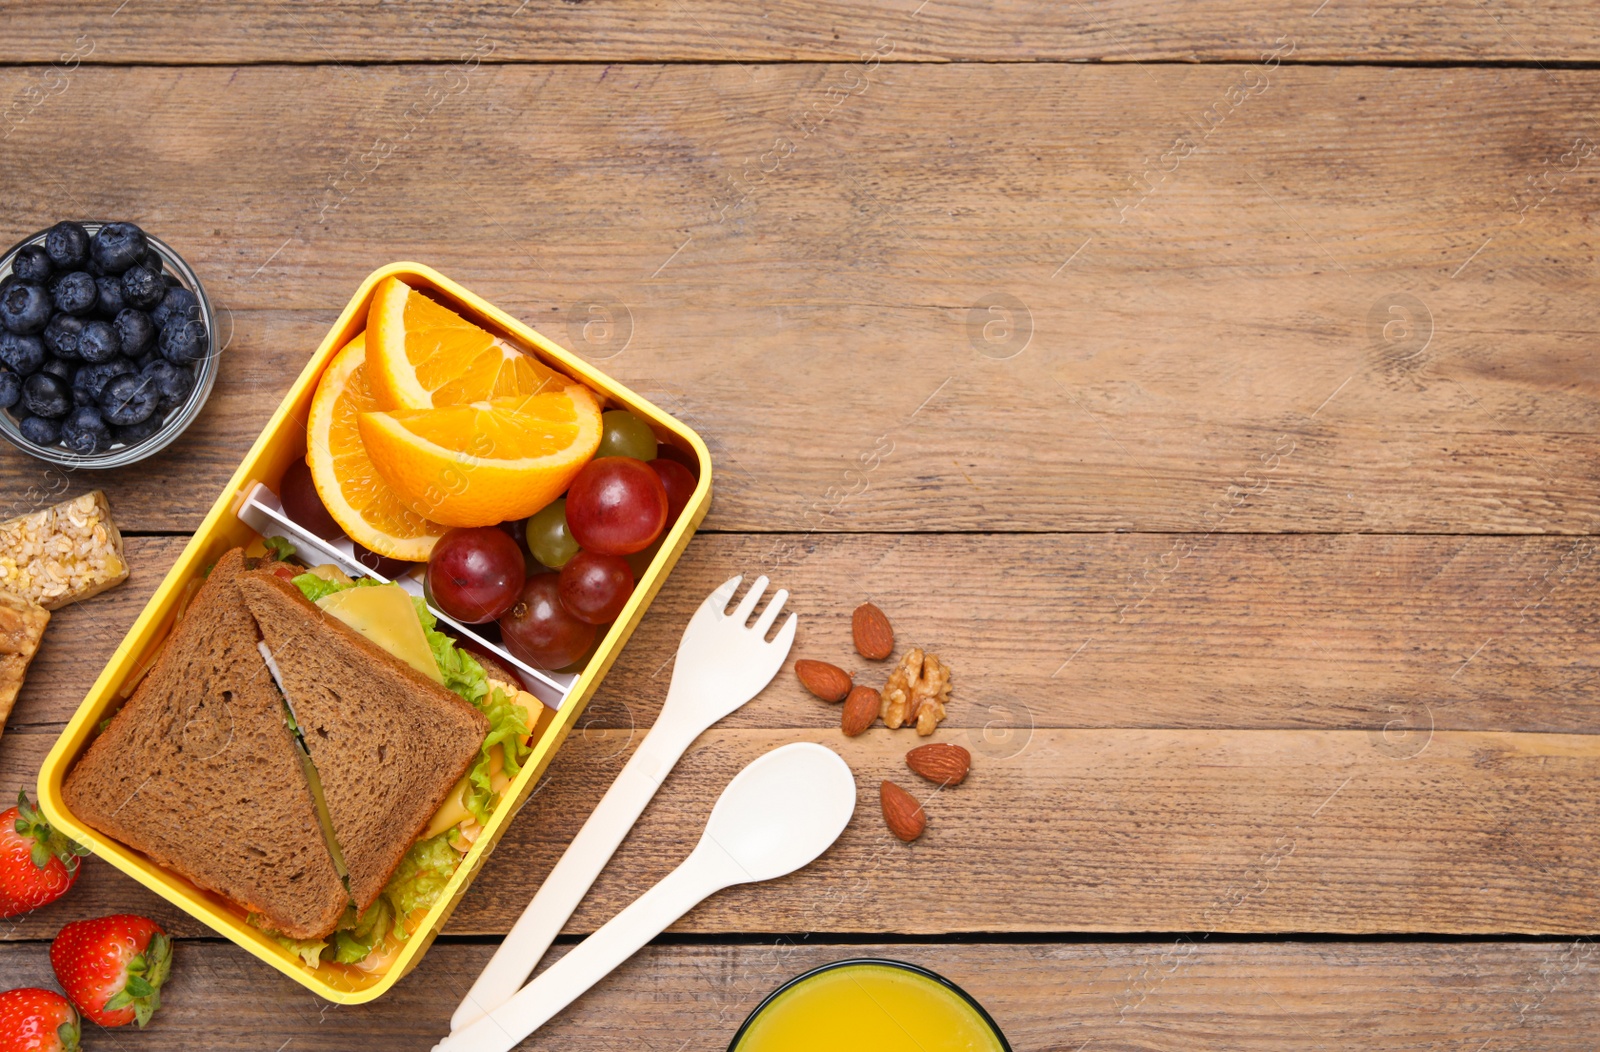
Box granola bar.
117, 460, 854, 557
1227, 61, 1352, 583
0, 589, 49, 737
0, 491, 128, 610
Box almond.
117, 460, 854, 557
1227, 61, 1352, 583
852, 602, 894, 660
841, 685, 881, 737
795, 659, 852, 702
880, 780, 926, 842
905, 742, 971, 786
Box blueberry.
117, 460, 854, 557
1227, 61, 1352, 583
150, 286, 198, 330
42, 313, 85, 360
138, 246, 164, 274
38, 357, 72, 382
21, 372, 71, 418
113, 414, 165, 445
60, 406, 112, 453
73, 358, 136, 406
0, 369, 19, 410
0, 282, 53, 334
12, 245, 53, 284
158, 317, 206, 364
161, 273, 180, 287
18, 414, 61, 445
51, 271, 98, 316
120, 264, 165, 311
134, 349, 161, 371
43, 221, 90, 270
113, 309, 156, 357
94, 274, 126, 318
91, 222, 147, 274
0, 332, 45, 374
78, 319, 120, 363
100, 371, 159, 426
143, 359, 195, 412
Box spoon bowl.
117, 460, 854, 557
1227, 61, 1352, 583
701, 741, 858, 882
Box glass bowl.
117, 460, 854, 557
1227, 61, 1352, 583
0, 222, 218, 468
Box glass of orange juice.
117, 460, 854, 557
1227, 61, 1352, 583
728, 958, 1010, 1052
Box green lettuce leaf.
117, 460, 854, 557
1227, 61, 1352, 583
413, 598, 490, 705
382, 833, 459, 932
275, 935, 328, 969
463, 686, 532, 824
330, 898, 394, 964
262, 535, 295, 562
290, 571, 350, 604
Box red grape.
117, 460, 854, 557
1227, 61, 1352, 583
558, 550, 634, 624
565, 457, 668, 556
426, 527, 527, 623
500, 574, 597, 669
280, 459, 342, 539
648, 458, 696, 527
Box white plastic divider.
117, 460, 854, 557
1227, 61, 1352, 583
235, 481, 576, 709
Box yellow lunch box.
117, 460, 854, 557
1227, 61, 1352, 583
36, 262, 712, 1003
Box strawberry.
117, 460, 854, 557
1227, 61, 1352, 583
0, 792, 86, 918
50, 914, 171, 1028
0, 988, 80, 1051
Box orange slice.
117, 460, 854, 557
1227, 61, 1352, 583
366, 276, 569, 409
306, 333, 453, 560
358, 386, 602, 527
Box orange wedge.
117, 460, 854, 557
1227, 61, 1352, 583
358, 386, 602, 527
366, 276, 569, 409
306, 333, 453, 560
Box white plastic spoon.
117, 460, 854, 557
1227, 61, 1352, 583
451, 574, 796, 1031
433, 742, 856, 1052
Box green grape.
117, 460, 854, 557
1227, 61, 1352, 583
595, 410, 658, 461
525, 497, 580, 569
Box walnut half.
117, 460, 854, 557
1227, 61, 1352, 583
879, 647, 951, 736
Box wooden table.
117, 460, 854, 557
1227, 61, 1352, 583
2, 4, 1597, 1047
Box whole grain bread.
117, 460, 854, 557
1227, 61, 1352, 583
62, 549, 348, 940
239, 571, 488, 915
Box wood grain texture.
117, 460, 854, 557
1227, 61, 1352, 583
1, 937, 1596, 1050
2, 1, 1599, 63
8, 726, 1600, 938
0, 65, 1596, 533
7, 533, 1596, 739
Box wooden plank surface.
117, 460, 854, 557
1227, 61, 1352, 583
0, 65, 1596, 533
2, 937, 1597, 1051
3, 1, 1600, 64
8, 725, 1599, 937
7, 532, 1598, 738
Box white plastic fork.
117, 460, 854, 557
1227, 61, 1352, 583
450, 574, 796, 1032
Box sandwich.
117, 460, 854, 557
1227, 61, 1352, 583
65, 545, 539, 970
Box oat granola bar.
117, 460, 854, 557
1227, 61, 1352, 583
0, 491, 128, 610
0, 589, 49, 737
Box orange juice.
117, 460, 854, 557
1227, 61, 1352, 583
730, 960, 1009, 1052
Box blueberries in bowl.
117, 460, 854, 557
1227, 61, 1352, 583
91, 223, 148, 274
18, 414, 60, 445
158, 317, 206, 364
1, 282, 53, 334
0, 332, 44, 374
12, 245, 52, 284
51, 271, 99, 316
21, 372, 71, 418
101, 371, 159, 426
43, 221, 90, 270
114, 308, 156, 357
42, 313, 84, 359
60, 406, 112, 454
3, 220, 206, 459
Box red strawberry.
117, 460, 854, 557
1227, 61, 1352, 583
0, 988, 80, 1051
0, 792, 86, 918
50, 914, 171, 1028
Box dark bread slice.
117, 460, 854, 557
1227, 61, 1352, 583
238, 571, 488, 915
62, 549, 348, 940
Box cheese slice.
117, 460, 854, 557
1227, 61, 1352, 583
315, 584, 443, 684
